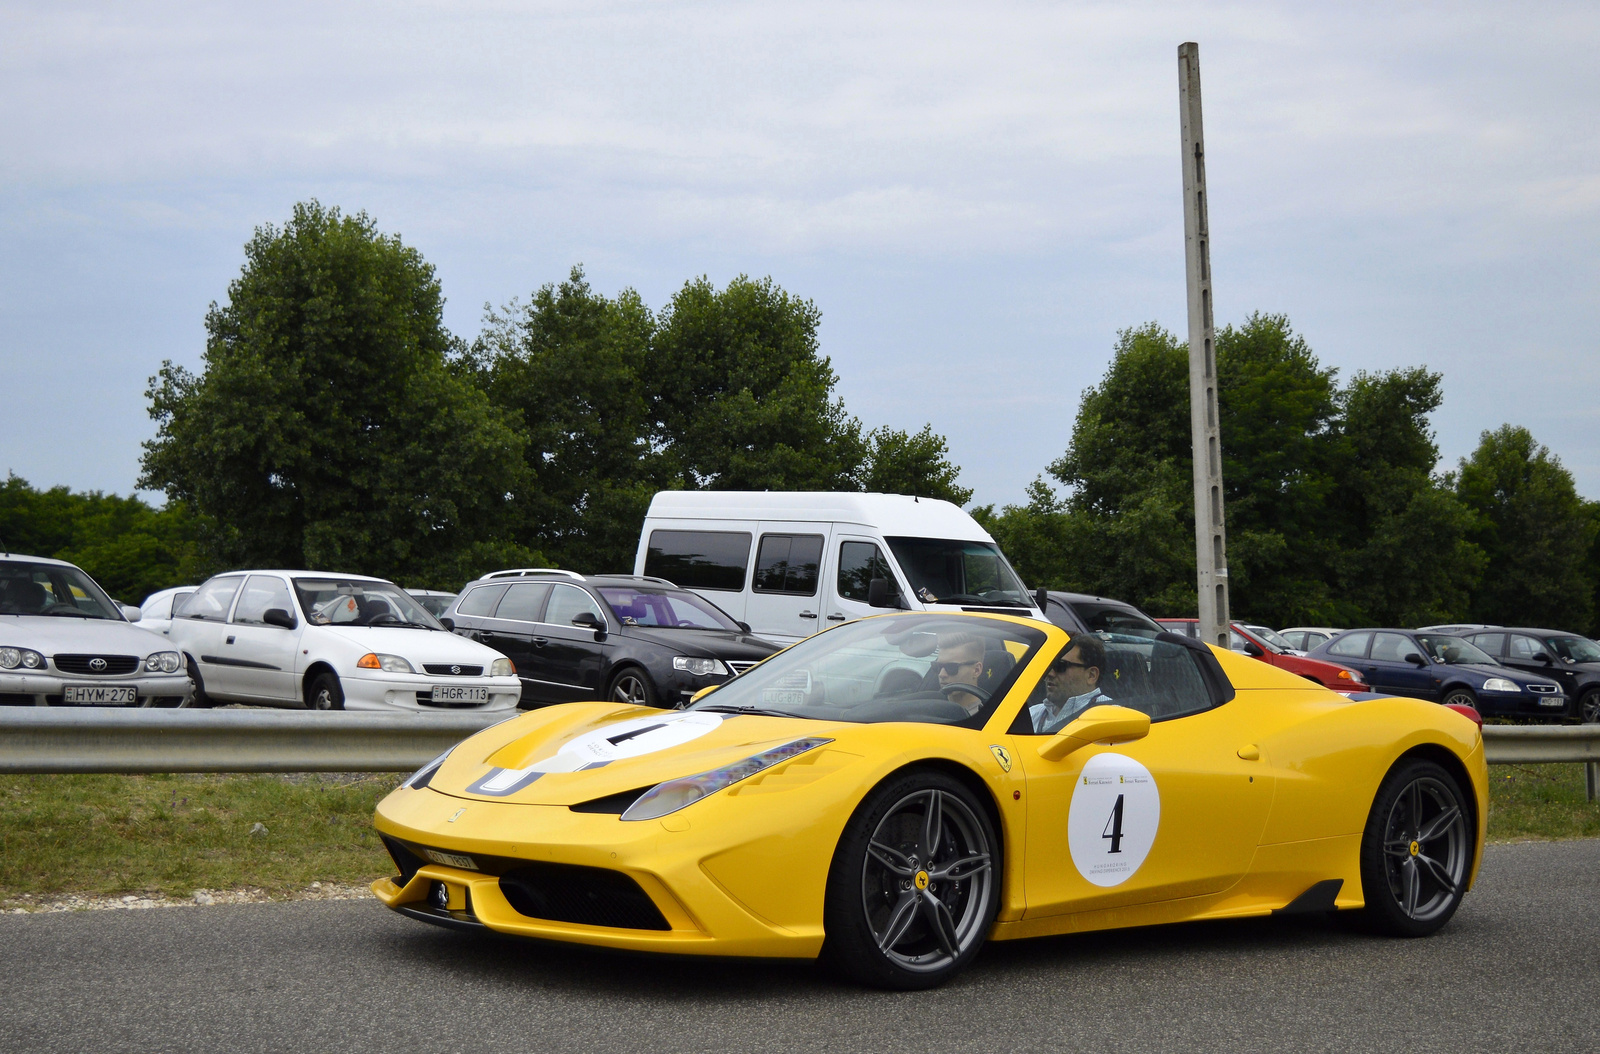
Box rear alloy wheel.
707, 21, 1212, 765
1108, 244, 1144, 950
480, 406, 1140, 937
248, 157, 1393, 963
1358, 759, 1470, 937
1440, 687, 1477, 710
307, 671, 345, 711
1579, 689, 1600, 724
607, 668, 659, 709
823, 771, 998, 989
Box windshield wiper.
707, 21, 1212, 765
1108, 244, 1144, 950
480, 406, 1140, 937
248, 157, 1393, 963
697, 704, 801, 718
46, 610, 103, 619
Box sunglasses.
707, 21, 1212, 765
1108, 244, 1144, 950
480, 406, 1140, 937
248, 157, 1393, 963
935, 660, 981, 676
1051, 659, 1093, 672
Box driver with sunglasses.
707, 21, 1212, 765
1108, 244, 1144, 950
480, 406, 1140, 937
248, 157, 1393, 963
1030, 635, 1111, 734
933, 633, 989, 716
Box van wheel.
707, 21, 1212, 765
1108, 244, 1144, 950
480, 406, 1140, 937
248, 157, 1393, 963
607, 668, 660, 708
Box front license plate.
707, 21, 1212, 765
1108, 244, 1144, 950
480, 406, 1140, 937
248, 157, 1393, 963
63, 685, 138, 705
1538, 698, 1565, 707
423, 849, 478, 870
431, 685, 488, 703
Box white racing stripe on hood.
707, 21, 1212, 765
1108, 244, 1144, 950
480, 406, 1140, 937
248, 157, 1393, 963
468, 710, 727, 797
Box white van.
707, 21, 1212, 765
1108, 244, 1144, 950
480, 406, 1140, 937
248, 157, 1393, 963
632, 491, 1046, 644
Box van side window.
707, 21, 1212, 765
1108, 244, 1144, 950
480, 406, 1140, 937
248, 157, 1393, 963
753, 534, 823, 596
644, 531, 752, 591
837, 541, 901, 604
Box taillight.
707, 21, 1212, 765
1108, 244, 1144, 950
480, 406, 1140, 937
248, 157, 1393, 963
1444, 703, 1483, 729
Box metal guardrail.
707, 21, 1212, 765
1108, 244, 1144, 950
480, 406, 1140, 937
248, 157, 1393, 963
0, 712, 1595, 799
0, 708, 507, 774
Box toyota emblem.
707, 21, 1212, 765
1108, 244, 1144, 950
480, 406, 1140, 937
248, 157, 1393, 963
450, 665, 461, 675
89, 657, 107, 672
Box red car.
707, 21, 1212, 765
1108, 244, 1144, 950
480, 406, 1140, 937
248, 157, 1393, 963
1155, 618, 1368, 694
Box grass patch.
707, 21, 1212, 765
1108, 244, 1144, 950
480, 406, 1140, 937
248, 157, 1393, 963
0, 772, 400, 906
1487, 762, 1600, 842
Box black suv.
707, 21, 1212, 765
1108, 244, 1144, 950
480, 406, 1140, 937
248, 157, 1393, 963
1038, 591, 1164, 640
446, 570, 782, 709
1458, 627, 1600, 723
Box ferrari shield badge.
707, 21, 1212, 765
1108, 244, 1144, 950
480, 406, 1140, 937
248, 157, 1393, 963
988, 744, 1012, 772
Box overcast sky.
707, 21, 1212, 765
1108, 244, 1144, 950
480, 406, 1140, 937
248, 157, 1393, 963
3, 1, 1598, 511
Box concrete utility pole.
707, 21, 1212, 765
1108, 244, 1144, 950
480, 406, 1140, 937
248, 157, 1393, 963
1178, 42, 1230, 648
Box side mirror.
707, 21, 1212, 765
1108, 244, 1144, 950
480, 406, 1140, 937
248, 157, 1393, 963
1533, 651, 1553, 664
120, 604, 143, 622
867, 577, 890, 608
736, 621, 751, 634
571, 611, 606, 639
1242, 641, 1263, 657
1404, 652, 1427, 667
263, 608, 297, 630
1034, 587, 1050, 613
1037, 705, 1151, 761
439, 616, 455, 632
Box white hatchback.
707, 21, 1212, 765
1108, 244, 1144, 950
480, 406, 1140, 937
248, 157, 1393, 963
158, 571, 520, 712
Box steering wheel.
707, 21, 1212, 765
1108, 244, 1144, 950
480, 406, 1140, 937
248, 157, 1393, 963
364, 612, 403, 626
41, 602, 81, 614
939, 681, 991, 703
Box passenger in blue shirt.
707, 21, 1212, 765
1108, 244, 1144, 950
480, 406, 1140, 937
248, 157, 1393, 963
1030, 635, 1111, 735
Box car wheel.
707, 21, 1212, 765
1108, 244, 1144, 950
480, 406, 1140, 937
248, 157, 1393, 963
1579, 688, 1600, 724
822, 770, 999, 990
1440, 687, 1476, 710
307, 672, 345, 711
1357, 758, 1471, 937
607, 668, 659, 708
186, 656, 214, 709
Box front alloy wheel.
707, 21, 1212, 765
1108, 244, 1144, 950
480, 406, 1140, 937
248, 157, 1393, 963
1359, 759, 1470, 936
607, 669, 659, 708
824, 771, 998, 989
1579, 689, 1600, 724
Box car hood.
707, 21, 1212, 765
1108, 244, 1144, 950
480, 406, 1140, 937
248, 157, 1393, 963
614, 625, 781, 659
0, 615, 173, 655
426, 702, 848, 806
1452, 662, 1560, 687
317, 625, 508, 664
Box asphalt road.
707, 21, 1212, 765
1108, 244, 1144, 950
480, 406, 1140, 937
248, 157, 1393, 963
5, 840, 1597, 1054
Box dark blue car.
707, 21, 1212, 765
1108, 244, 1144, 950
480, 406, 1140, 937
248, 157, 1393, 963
1308, 628, 1567, 719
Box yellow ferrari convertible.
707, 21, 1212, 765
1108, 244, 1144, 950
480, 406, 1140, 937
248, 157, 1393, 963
372, 612, 1485, 989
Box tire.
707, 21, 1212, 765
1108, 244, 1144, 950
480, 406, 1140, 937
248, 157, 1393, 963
822, 770, 999, 990
185, 656, 215, 709
607, 667, 661, 709
1579, 689, 1600, 725
1357, 758, 1471, 937
1440, 687, 1477, 710
307, 671, 345, 711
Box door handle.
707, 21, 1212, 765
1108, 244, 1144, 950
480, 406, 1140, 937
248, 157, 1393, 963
1237, 744, 1260, 761
226, 636, 235, 645
826, 613, 846, 621
798, 611, 818, 620
532, 637, 548, 647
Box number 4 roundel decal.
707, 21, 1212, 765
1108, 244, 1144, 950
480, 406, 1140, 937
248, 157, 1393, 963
1066, 752, 1161, 887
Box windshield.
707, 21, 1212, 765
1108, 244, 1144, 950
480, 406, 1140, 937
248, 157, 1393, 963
0, 560, 122, 619
293, 578, 443, 629
1074, 601, 1163, 641
1244, 625, 1297, 652
1546, 636, 1600, 663
1415, 634, 1497, 666
884, 537, 1031, 607
687, 614, 1046, 726
597, 587, 742, 631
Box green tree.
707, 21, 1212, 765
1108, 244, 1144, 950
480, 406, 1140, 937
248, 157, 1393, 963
858, 425, 973, 505
139, 201, 532, 588
1456, 425, 1596, 631
648, 275, 867, 490
0, 475, 206, 603
468, 267, 662, 573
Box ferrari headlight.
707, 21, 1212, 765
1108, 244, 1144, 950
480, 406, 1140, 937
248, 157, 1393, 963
1481, 678, 1519, 693
357, 653, 415, 673
0, 648, 44, 670
402, 748, 453, 790
672, 656, 728, 677
620, 737, 832, 821
144, 651, 183, 673
490, 658, 515, 677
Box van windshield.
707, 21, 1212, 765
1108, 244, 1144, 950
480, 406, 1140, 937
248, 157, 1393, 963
884, 538, 1031, 607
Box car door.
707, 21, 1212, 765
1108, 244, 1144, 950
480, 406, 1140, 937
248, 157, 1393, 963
173, 576, 246, 699
743, 526, 829, 642
447, 583, 509, 647
481, 583, 551, 704
1005, 638, 1275, 916
220, 574, 302, 702
1363, 632, 1437, 699
826, 537, 908, 628
538, 584, 611, 701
